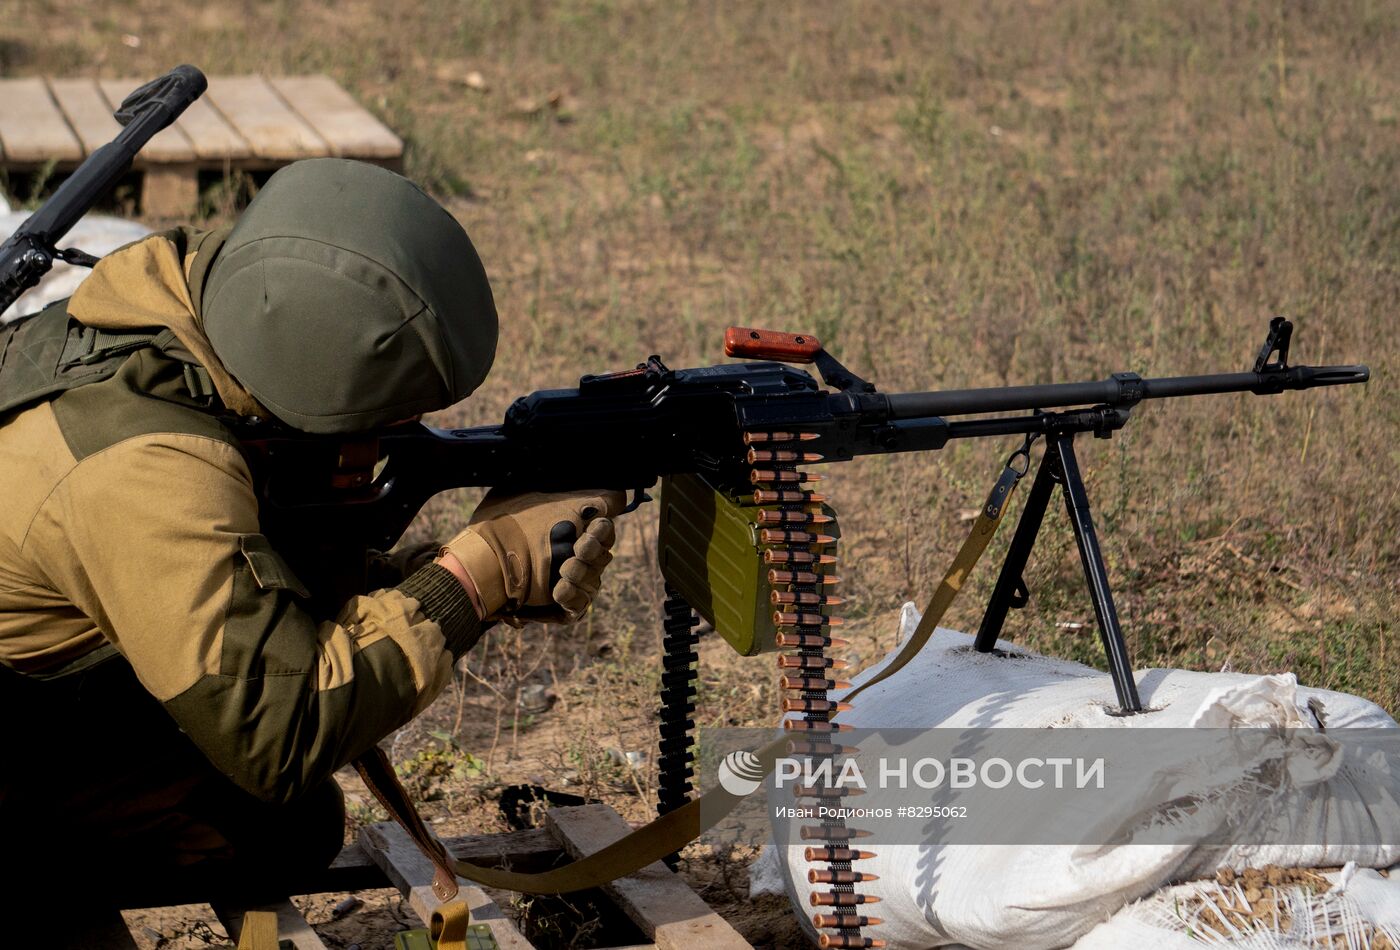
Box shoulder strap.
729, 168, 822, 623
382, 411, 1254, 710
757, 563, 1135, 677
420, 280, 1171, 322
0, 302, 191, 421
57, 323, 167, 367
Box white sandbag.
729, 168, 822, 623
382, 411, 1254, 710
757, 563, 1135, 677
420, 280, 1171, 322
0, 197, 152, 320
1072, 863, 1400, 948
756, 603, 1399, 949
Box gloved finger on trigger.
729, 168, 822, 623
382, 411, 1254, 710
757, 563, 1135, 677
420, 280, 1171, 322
582, 491, 628, 520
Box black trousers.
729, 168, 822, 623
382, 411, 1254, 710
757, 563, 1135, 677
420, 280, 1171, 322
0, 652, 345, 910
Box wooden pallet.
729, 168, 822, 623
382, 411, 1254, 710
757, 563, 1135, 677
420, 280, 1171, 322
0, 74, 403, 217
76, 804, 751, 950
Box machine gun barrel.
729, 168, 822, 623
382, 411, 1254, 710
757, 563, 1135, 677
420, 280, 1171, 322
884, 363, 1369, 419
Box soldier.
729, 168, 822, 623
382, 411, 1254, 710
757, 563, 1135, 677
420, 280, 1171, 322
0, 159, 621, 905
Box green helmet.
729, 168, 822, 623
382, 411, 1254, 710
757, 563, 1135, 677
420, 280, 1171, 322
200, 159, 497, 433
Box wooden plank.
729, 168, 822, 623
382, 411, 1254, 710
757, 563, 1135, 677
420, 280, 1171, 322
213, 898, 329, 950
48, 78, 121, 154
99, 79, 197, 162
358, 822, 534, 950
445, 825, 561, 868
546, 805, 751, 950
170, 92, 252, 161
327, 826, 560, 877
206, 76, 328, 160
0, 77, 83, 163
271, 76, 402, 159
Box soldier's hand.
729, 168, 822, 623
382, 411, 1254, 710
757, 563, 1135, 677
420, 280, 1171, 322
441, 489, 626, 623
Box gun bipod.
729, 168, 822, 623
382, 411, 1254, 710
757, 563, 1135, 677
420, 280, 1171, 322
973, 428, 1143, 713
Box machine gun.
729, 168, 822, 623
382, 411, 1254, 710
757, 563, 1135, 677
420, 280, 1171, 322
234, 323, 1365, 940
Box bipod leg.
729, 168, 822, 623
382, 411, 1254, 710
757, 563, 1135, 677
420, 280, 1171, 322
1047, 432, 1142, 713
975, 454, 1056, 652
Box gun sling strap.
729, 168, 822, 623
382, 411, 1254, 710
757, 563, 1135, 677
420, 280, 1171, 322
356, 459, 1028, 896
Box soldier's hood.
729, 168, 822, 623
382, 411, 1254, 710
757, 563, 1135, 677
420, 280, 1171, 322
70, 159, 498, 433
68, 227, 266, 418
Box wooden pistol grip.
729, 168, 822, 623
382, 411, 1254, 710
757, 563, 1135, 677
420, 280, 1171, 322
724, 327, 823, 363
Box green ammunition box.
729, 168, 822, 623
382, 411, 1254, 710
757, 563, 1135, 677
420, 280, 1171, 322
658, 472, 837, 656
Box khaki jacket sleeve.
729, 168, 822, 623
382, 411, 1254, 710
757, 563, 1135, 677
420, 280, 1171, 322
24, 431, 483, 803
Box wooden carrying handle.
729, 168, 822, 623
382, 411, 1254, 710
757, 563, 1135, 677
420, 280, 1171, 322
724, 327, 823, 363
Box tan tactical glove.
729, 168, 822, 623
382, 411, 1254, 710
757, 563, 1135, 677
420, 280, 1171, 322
443, 489, 626, 623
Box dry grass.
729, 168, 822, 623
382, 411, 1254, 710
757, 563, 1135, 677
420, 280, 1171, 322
3, 1, 1396, 946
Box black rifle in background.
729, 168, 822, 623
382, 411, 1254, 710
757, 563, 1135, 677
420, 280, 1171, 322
0, 65, 207, 316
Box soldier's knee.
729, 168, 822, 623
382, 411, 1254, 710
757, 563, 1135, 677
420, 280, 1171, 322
241, 779, 346, 881
291, 779, 347, 872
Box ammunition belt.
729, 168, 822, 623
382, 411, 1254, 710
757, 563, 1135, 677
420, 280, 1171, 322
746, 429, 884, 950
657, 585, 701, 868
